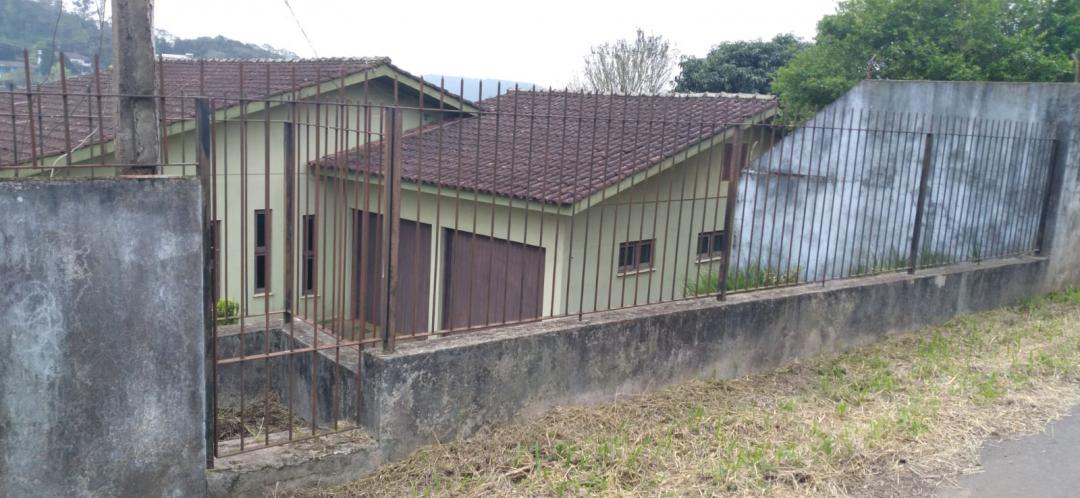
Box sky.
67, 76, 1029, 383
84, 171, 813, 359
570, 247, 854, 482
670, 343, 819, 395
153, 0, 842, 89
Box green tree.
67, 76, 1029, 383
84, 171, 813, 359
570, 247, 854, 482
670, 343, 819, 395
674, 34, 806, 94
773, 0, 1080, 111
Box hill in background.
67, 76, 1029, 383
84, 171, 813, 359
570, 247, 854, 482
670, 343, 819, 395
0, 0, 295, 84
424, 76, 545, 100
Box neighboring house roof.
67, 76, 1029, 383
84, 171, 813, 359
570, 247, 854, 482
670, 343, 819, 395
317, 91, 778, 205
0, 58, 472, 166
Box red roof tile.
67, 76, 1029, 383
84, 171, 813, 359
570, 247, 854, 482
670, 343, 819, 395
1, 58, 390, 165
320, 91, 777, 205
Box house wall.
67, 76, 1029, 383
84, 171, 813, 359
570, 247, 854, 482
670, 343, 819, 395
312, 125, 774, 332
48, 77, 443, 323
563, 126, 774, 315
314, 175, 571, 332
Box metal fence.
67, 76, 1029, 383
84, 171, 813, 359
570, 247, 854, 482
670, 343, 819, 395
0, 56, 1059, 459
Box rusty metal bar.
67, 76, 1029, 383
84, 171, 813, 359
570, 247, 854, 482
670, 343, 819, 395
1036, 139, 1062, 255
21, 50, 37, 167
718, 126, 742, 300
908, 133, 934, 273
283, 121, 296, 323
195, 97, 215, 468
380, 107, 402, 353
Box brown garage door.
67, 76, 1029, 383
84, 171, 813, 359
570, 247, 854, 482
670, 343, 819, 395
442, 228, 545, 330
352, 210, 432, 334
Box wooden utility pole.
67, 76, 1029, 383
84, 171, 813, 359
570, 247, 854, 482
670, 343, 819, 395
1073, 52, 1079, 83
111, 0, 160, 174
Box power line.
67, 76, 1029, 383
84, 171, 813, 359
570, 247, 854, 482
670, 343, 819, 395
281, 0, 319, 58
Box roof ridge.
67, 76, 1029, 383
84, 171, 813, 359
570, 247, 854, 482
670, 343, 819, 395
491, 89, 777, 101
156, 56, 391, 64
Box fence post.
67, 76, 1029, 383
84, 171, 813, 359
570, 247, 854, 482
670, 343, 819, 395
380, 108, 403, 353
718, 127, 742, 300
909, 133, 934, 274
1036, 139, 1062, 255
283, 120, 295, 324
194, 97, 215, 468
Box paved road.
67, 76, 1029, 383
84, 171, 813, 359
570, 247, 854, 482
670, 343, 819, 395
937, 404, 1080, 498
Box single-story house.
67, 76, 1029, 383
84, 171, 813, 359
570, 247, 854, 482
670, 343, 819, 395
0, 59, 778, 336
310, 91, 778, 334
0, 57, 477, 323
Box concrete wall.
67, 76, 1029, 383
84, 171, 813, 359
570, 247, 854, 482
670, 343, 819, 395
359, 81, 1080, 464
0, 178, 207, 497
734, 81, 1076, 282
361, 257, 1050, 459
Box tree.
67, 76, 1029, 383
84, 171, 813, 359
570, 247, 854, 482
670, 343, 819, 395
675, 34, 807, 94
773, 0, 1080, 111
580, 29, 675, 94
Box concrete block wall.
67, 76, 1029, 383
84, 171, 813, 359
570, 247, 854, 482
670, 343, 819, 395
0, 178, 207, 497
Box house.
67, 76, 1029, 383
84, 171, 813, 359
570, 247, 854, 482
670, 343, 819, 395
0, 59, 778, 337
310, 91, 778, 334
0, 57, 478, 324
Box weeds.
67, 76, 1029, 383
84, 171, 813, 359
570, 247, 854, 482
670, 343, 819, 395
305, 288, 1080, 497
686, 265, 801, 295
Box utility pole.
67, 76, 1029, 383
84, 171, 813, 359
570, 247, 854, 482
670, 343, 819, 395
111, 0, 160, 174
1073, 52, 1079, 83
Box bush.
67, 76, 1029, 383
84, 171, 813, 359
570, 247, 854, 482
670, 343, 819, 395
216, 298, 239, 325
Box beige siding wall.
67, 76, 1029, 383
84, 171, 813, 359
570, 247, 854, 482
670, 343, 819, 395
315, 176, 570, 331
563, 125, 774, 315
40, 99, 772, 331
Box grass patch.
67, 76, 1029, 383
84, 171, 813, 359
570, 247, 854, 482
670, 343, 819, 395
687, 265, 801, 295
302, 288, 1080, 497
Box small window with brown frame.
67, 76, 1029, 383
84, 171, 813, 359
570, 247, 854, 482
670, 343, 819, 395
697, 230, 727, 261
302, 214, 316, 296
254, 209, 270, 294
617, 239, 654, 274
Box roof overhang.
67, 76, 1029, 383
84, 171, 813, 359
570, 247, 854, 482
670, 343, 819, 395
310, 102, 780, 218
13, 63, 480, 169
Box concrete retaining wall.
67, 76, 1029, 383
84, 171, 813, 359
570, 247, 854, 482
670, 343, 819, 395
360, 257, 1051, 459
0, 178, 207, 496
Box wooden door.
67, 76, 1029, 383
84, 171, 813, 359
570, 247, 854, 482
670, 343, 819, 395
352, 210, 432, 334
442, 228, 545, 330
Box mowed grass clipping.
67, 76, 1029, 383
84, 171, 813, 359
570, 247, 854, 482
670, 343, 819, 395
305, 288, 1080, 497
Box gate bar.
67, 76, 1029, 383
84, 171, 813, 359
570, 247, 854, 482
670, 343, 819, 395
195, 97, 215, 469
381, 108, 403, 352
909, 133, 934, 274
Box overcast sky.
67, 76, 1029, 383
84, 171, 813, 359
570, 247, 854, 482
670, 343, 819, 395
153, 0, 841, 89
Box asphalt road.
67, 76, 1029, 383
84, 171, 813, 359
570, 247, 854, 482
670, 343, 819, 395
937, 404, 1080, 498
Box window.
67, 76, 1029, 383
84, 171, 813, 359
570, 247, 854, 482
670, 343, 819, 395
722, 143, 750, 178
254, 210, 270, 293
697, 230, 727, 260
618, 239, 654, 273
302, 215, 316, 296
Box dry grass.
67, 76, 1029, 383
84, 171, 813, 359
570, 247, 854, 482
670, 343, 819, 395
304, 288, 1080, 497
217, 395, 310, 442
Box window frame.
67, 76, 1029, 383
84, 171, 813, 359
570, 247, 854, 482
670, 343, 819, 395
301, 214, 316, 296
617, 239, 655, 274
254, 209, 270, 294
696, 230, 727, 261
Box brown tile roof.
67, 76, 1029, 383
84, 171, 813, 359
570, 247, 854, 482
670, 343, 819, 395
0, 58, 392, 165
319, 91, 778, 205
